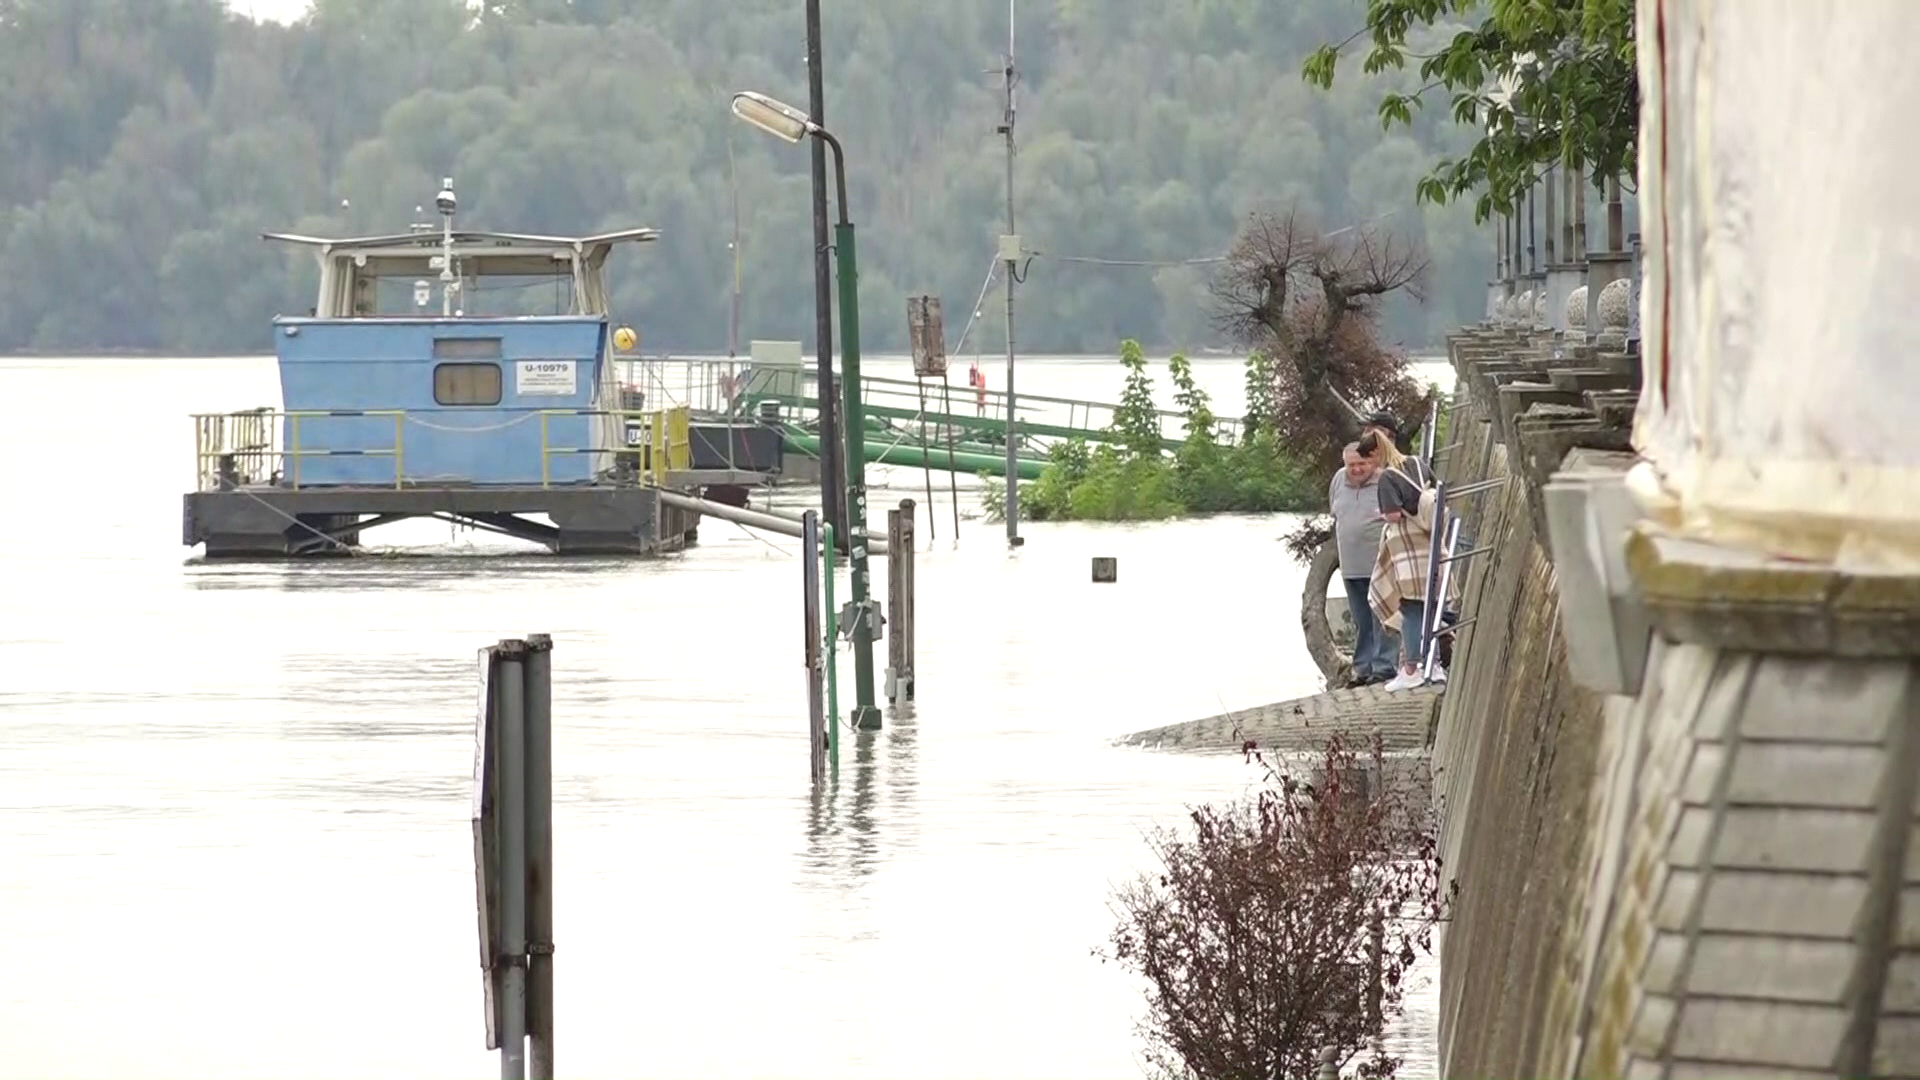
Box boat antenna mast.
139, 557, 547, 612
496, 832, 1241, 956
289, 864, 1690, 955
727, 130, 743, 359
997, 0, 1024, 546
435, 176, 462, 317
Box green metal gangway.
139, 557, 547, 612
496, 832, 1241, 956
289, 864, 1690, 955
611, 355, 1248, 480
738, 367, 1245, 480
778, 425, 1048, 480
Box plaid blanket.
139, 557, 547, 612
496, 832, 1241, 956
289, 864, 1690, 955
1369, 518, 1433, 632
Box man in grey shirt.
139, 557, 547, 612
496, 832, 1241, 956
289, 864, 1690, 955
1328, 442, 1397, 686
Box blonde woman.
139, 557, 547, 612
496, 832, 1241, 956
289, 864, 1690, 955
1360, 422, 1439, 691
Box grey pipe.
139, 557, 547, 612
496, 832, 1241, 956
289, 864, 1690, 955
658, 490, 889, 555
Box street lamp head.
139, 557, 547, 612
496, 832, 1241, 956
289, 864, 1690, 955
731, 90, 814, 144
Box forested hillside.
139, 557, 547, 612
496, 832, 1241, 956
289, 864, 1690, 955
0, 0, 1488, 355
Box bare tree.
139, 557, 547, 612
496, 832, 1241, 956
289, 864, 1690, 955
1213, 208, 1433, 475
1215, 209, 1438, 684
1103, 734, 1450, 1080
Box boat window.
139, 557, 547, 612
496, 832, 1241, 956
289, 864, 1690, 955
434, 362, 503, 406
433, 337, 504, 360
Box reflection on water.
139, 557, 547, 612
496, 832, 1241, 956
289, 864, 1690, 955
0, 356, 1440, 1079
805, 729, 899, 885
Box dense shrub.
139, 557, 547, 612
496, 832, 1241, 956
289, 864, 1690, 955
1102, 735, 1451, 1080
981, 340, 1318, 523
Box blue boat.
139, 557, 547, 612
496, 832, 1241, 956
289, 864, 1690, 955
182, 178, 771, 558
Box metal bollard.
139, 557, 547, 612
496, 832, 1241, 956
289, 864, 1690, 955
802, 511, 827, 780
883, 500, 916, 708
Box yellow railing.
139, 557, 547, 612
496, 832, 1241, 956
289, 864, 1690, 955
288, 411, 406, 490
651, 405, 692, 485
538, 406, 690, 487
192, 409, 405, 491
193, 406, 695, 491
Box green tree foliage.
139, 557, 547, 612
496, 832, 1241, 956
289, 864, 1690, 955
981, 339, 1318, 523
1302, 0, 1638, 220
1113, 341, 1163, 459
0, 0, 1498, 354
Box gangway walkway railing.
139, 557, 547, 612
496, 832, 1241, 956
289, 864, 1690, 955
742, 368, 1243, 454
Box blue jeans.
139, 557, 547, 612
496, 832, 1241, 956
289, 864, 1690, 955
1400, 597, 1428, 669
1344, 577, 1398, 679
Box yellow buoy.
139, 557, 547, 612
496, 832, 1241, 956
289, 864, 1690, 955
613, 326, 638, 352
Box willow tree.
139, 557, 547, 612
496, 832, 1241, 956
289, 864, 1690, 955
1213, 208, 1432, 473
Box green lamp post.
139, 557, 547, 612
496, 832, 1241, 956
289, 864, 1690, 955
731, 90, 882, 731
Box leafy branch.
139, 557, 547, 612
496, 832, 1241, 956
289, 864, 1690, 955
1303, 0, 1637, 221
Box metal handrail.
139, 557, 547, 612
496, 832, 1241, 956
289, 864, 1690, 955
288, 410, 406, 490
193, 406, 691, 492
191, 409, 406, 491
1442, 475, 1509, 499
1421, 515, 1464, 682
536, 407, 688, 488
624, 355, 1252, 441
192, 408, 276, 491
746, 370, 1244, 452
1417, 482, 1451, 674
618, 357, 747, 416
1411, 421, 1504, 680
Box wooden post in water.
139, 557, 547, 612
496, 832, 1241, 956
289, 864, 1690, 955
884, 499, 916, 709
802, 511, 828, 780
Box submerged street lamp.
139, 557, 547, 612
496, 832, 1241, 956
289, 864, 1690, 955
731, 90, 882, 732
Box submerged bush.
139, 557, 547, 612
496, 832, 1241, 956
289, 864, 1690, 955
981, 339, 1319, 523
1102, 735, 1451, 1080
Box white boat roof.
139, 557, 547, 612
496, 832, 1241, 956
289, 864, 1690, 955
265, 227, 660, 278
263, 227, 659, 252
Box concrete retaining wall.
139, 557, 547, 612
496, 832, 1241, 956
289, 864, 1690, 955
1426, 326, 1627, 1078
1431, 326, 1920, 1079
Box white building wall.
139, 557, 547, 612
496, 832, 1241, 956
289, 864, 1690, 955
1633, 0, 1920, 571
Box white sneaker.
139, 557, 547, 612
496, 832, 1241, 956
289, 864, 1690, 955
1383, 670, 1428, 693
1429, 665, 1449, 685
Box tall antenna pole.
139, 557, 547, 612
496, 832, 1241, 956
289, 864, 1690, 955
804, 0, 846, 552
999, 0, 1024, 547
436, 176, 459, 317
727, 130, 742, 360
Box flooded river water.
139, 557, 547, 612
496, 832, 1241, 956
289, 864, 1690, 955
0, 354, 1441, 1078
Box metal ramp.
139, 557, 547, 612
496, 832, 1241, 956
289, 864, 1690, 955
613, 355, 1249, 480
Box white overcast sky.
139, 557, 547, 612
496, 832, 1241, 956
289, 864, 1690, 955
228, 0, 310, 23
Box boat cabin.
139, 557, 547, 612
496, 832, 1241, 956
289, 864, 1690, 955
263, 189, 656, 488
